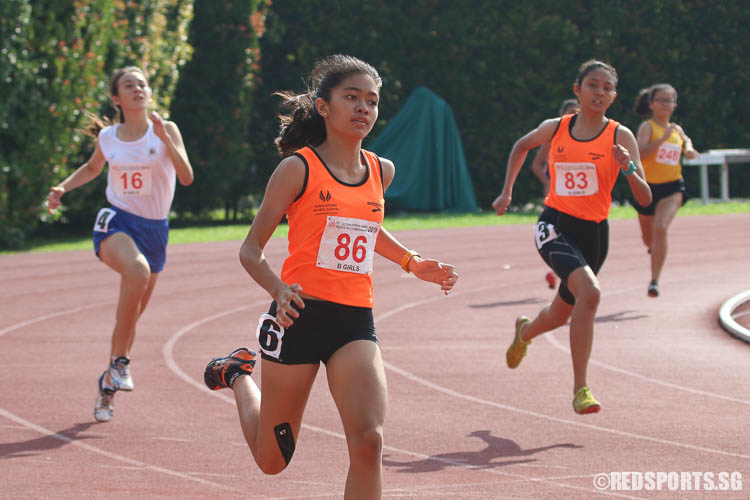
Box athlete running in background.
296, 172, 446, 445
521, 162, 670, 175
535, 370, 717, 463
631, 83, 699, 297
46, 66, 193, 422
530, 98, 581, 290
492, 60, 651, 415
203, 54, 458, 500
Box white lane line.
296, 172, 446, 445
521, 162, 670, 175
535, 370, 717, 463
0, 408, 239, 493
165, 297, 644, 499
374, 286, 750, 461
0, 302, 112, 337
0, 300, 245, 493
383, 357, 750, 461
544, 333, 750, 405
542, 282, 750, 405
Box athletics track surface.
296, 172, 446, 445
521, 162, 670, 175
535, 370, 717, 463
1, 213, 749, 499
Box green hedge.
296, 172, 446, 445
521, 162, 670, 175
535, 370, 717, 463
4, 0, 749, 249
250, 0, 750, 209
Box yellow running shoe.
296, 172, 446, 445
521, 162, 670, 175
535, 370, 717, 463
572, 386, 601, 415
506, 316, 532, 369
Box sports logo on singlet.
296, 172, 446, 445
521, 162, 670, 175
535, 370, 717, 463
313, 189, 338, 215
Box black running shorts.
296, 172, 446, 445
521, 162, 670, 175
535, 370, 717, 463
534, 206, 609, 305
256, 300, 377, 365
631, 178, 687, 215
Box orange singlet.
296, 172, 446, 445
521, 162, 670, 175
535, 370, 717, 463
281, 146, 385, 308
544, 114, 621, 223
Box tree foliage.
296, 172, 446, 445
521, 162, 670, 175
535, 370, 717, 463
0, 0, 193, 248
3, 0, 748, 249
1, 0, 118, 248
169, 0, 269, 220
250, 0, 750, 209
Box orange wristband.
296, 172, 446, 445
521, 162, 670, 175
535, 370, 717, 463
400, 250, 421, 273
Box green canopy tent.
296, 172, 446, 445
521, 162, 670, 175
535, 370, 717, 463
367, 86, 478, 212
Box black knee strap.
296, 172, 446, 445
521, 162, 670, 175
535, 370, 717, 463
274, 423, 295, 466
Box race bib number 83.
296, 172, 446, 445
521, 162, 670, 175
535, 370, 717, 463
554, 162, 599, 196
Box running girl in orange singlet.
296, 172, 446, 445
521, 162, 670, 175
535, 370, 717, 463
530, 98, 581, 290
492, 60, 652, 415
203, 55, 458, 500
631, 83, 699, 298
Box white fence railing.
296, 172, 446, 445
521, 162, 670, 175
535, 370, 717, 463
682, 149, 750, 204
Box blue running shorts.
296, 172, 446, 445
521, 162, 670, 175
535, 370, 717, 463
92, 206, 169, 273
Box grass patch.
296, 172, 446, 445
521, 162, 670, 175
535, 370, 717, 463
6, 199, 748, 254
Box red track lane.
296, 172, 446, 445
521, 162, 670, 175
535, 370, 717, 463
1, 213, 749, 499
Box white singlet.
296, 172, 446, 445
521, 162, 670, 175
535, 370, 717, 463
99, 122, 176, 220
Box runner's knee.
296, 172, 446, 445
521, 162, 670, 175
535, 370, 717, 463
575, 284, 601, 310
122, 259, 151, 291
256, 422, 296, 475
255, 454, 287, 475
255, 448, 290, 475
653, 224, 668, 240
347, 426, 383, 467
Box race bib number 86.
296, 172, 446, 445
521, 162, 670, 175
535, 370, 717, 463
316, 216, 380, 274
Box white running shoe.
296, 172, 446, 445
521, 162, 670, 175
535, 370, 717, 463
94, 372, 116, 422
108, 356, 133, 391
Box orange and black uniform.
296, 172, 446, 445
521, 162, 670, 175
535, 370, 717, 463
536, 114, 623, 304
281, 147, 385, 307
258, 146, 386, 365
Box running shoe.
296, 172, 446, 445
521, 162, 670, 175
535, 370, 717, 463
108, 356, 133, 391
94, 372, 116, 422
506, 316, 532, 369
572, 386, 601, 415
545, 271, 556, 289
204, 348, 257, 390
647, 280, 659, 298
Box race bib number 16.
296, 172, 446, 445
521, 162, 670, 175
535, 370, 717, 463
112, 164, 153, 196
316, 216, 380, 274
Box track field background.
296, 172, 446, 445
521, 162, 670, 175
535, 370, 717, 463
1, 213, 749, 499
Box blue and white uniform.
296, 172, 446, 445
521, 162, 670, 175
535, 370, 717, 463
92, 122, 175, 272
